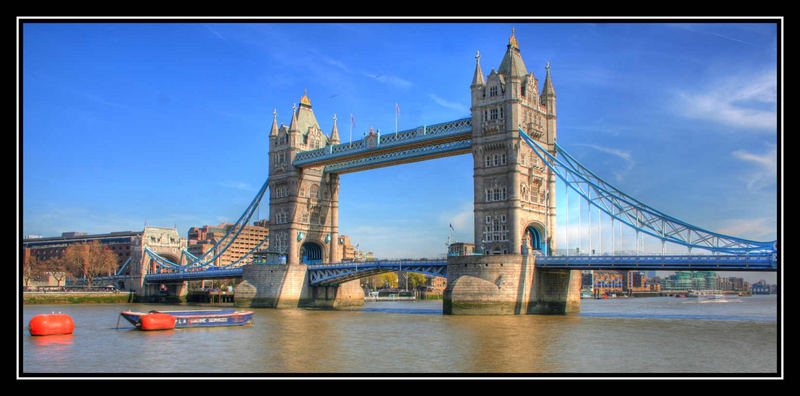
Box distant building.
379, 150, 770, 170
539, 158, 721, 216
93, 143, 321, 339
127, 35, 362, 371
187, 221, 269, 267
448, 242, 475, 256
590, 270, 625, 296
626, 271, 660, 293
750, 280, 776, 294
338, 235, 357, 261
720, 276, 749, 292
662, 271, 720, 291
23, 230, 142, 275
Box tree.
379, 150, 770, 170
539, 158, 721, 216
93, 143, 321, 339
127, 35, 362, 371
376, 272, 398, 289
42, 257, 68, 288
23, 254, 45, 289
406, 272, 427, 290
64, 241, 118, 288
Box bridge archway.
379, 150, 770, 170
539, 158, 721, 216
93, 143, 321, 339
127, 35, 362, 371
149, 253, 180, 274
300, 242, 323, 264
524, 224, 547, 255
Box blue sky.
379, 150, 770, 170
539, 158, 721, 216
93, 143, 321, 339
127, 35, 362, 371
20, 19, 780, 281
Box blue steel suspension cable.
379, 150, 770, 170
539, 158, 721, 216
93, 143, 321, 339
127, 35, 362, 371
218, 234, 270, 269
143, 177, 270, 271
518, 128, 775, 254
182, 177, 270, 267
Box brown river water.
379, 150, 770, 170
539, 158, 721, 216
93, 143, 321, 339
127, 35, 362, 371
19, 295, 780, 377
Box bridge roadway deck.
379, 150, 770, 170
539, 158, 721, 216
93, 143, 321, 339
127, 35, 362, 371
137, 253, 776, 284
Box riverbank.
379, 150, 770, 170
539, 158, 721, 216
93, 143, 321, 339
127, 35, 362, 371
22, 291, 134, 305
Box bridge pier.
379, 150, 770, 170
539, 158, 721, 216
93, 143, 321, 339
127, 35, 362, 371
444, 254, 580, 315
234, 263, 364, 309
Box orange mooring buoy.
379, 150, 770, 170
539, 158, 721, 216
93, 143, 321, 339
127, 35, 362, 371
137, 313, 176, 331
29, 313, 75, 336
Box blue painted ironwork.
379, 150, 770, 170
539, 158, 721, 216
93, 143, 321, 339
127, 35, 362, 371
323, 139, 472, 174
307, 260, 447, 286
139, 177, 270, 275
535, 253, 777, 271
174, 178, 270, 271
519, 128, 777, 256
115, 256, 132, 276
140, 249, 777, 284
135, 119, 779, 284
145, 267, 244, 283
293, 117, 472, 172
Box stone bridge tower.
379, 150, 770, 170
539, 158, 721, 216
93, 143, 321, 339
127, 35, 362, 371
236, 93, 359, 309
445, 29, 579, 315
267, 92, 342, 265
470, 28, 558, 257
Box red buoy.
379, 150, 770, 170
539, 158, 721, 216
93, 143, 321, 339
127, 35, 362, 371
137, 313, 176, 331
29, 313, 75, 336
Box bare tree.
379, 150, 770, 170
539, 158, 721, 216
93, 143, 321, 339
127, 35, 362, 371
23, 254, 44, 289
43, 257, 68, 288
64, 241, 119, 289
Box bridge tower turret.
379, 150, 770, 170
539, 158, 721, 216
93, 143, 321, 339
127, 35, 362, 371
267, 92, 340, 265
470, 28, 558, 256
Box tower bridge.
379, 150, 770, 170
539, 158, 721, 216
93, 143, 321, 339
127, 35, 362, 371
130, 29, 777, 314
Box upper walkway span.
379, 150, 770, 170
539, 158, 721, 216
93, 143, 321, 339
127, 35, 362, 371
292, 117, 472, 173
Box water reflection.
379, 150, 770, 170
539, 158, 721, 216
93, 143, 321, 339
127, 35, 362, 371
21, 297, 779, 375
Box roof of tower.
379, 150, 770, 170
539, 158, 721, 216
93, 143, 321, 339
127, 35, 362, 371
497, 28, 528, 78
330, 114, 340, 143
541, 61, 556, 97
269, 108, 279, 136
471, 50, 485, 87
292, 91, 328, 144
300, 89, 312, 107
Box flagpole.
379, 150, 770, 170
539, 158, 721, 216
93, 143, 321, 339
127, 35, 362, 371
395, 103, 398, 133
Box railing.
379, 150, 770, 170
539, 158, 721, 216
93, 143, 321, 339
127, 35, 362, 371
322, 139, 472, 173
293, 117, 472, 168
144, 267, 244, 283
535, 253, 777, 271
307, 259, 447, 286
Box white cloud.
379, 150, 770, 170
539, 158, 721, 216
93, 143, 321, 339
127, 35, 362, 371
363, 72, 413, 89
439, 202, 474, 238
676, 69, 777, 131
218, 181, 256, 191
577, 144, 636, 183
731, 145, 777, 191
428, 94, 468, 113
715, 217, 776, 242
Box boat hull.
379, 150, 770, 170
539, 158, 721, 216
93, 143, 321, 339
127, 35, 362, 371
120, 310, 253, 329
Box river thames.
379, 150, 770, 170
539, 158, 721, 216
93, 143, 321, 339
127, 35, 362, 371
19, 295, 780, 377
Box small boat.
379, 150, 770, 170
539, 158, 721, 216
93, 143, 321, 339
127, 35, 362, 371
119, 309, 253, 330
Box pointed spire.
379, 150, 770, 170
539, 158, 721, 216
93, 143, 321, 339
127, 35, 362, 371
471, 50, 485, 87
508, 27, 519, 50
542, 61, 556, 98
270, 108, 278, 136
300, 89, 312, 108
288, 103, 298, 133
498, 27, 527, 78
330, 114, 340, 143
